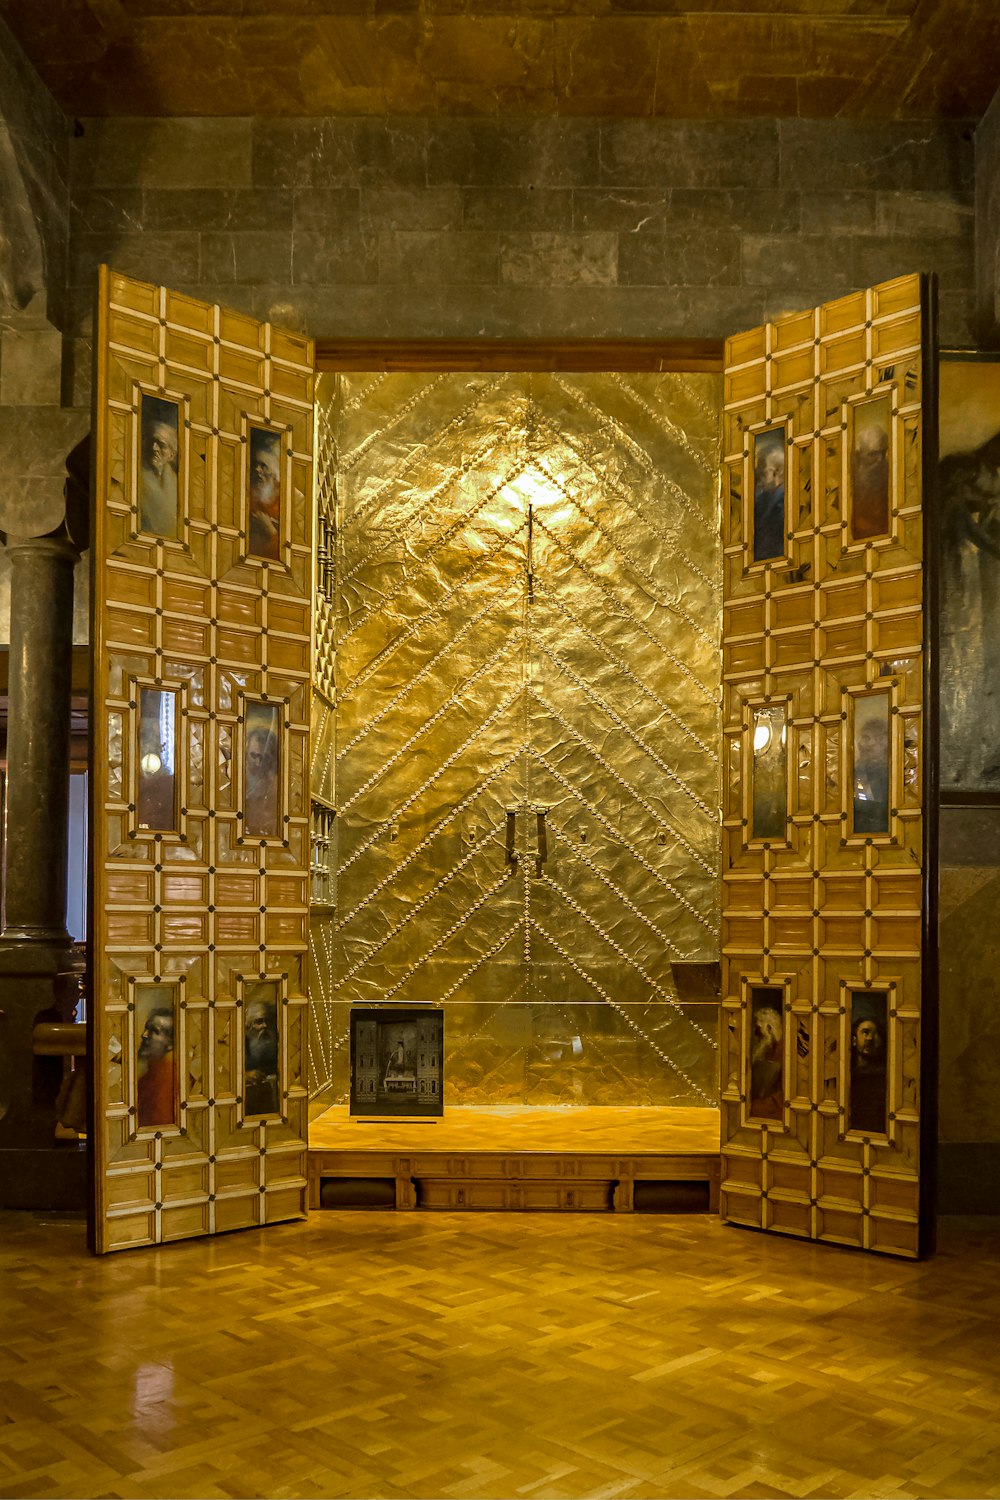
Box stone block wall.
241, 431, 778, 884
64, 115, 976, 405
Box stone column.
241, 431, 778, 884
2, 530, 77, 944
0, 528, 85, 1206
0, 527, 85, 1207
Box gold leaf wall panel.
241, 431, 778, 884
92, 268, 315, 1253
720, 274, 928, 1257
310, 370, 722, 1107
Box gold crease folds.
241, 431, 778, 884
309, 370, 722, 1106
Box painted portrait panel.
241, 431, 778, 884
243, 701, 280, 838
244, 981, 280, 1117
135, 983, 177, 1130
247, 426, 282, 561
751, 427, 787, 563
748, 987, 784, 1121
350, 1008, 444, 1117
939, 359, 1000, 796
848, 393, 891, 542
851, 693, 891, 836
849, 991, 888, 1135
751, 703, 787, 841
138, 394, 180, 538
136, 687, 178, 832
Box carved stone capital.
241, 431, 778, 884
0, 407, 90, 546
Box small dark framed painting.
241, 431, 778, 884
138, 392, 180, 539
243, 699, 281, 839
848, 990, 888, 1137
350, 1008, 444, 1117
849, 691, 891, 837
247, 425, 283, 561
747, 987, 784, 1122
847, 392, 892, 542
750, 426, 787, 563
135, 982, 178, 1131
243, 980, 281, 1119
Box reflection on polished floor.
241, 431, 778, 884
2, 1209, 1000, 1500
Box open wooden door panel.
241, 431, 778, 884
720, 274, 936, 1258
90, 268, 315, 1252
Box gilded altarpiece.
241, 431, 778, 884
92, 268, 314, 1252
720, 275, 931, 1257
309, 371, 722, 1107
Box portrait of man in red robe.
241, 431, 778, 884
137, 1004, 175, 1129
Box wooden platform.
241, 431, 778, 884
308, 1104, 721, 1212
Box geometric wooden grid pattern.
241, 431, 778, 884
3, 1207, 1000, 1500
312, 370, 722, 1109
720, 274, 927, 1257
91, 268, 315, 1252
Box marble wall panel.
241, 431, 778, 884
378, 230, 499, 286
939, 868, 1000, 1146
466, 187, 574, 232
742, 235, 860, 292
61, 114, 979, 349
200, 231, 293, 286
500, 232, 617, 288
975, 84, 1000, 340
618, 231, 742, 288
938, 807, 1000, 1149
876, 191, 975, 239
777, 120, 975, 193
71, 118, 252, 191
598, 121, 780, 191
291, 229, 380, 287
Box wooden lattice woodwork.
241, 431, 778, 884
91, 267, 315, 1252
720, 274, 933, 1258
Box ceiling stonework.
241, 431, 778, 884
2, 0, 999, 119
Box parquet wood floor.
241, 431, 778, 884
309, 1106, 721, 1153
1, 1209, 999, 1500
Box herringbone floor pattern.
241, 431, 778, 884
1, 1211, 998, 1500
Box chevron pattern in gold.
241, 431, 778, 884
2, 1209, 999, 1499
310, 371, 722, 1110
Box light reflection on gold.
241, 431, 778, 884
311, 371, 722, 1107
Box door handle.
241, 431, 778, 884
505, 806, 548, 874
535, 808, 547, 877
505, 808, 518, 867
